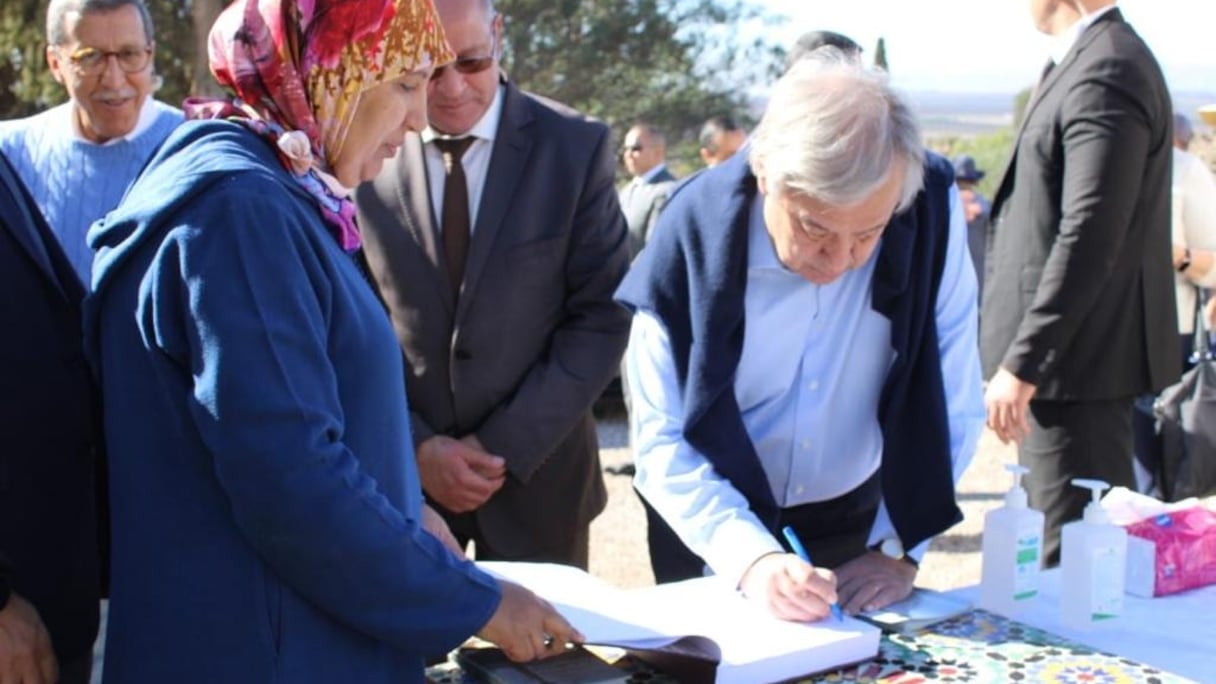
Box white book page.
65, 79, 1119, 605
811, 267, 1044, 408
478, 561, 675, 647
478, 561, 880, 677
630, 577, 878, 666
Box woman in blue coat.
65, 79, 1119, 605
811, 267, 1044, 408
85, 1, 577, 681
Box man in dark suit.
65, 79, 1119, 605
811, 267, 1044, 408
981, 0, 1177, 565
0, 150, 103, 683
619, 122, 677, 258
355, 0, 630, 569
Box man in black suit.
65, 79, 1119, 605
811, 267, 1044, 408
981, 0, 1177, 565
0, 151, 103, 682
355, 0, 629, 569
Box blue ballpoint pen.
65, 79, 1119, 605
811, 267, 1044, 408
781, 525, 843, 622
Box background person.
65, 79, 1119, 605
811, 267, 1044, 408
698, 114, 747, 168
0, 0, 182, 285
0, 148, 103, 684
355, 0, 630, 571
1167, 113, 1216, 357
620, 121, 677, 258
786, 29, 862, 68
951, 154, 990, 297
980, 0, 1177, 566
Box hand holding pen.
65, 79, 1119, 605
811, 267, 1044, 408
782, 526, 844, 622
737, 527, 841, 623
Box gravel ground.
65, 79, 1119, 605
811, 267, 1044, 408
589, 408, 1017, 591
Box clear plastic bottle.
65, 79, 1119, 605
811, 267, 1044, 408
1060, 479, 1127, 630
980, 464, 1044, 615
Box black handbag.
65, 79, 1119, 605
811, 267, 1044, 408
1153, 287, 1216, 501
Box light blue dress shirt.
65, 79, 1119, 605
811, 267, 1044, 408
626, 185, 986, 586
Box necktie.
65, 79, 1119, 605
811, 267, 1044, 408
434, 136, 475, 296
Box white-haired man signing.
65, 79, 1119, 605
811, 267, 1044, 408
616, 51, 984, 621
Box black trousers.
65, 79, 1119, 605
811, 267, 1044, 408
777, 473, 881, 570
58, 653, 92, 684
1020, 397, 1135, 568
642, 494, 705, 583
643, 472, 882, 583
447, 511, 590, 570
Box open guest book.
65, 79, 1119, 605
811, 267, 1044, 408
478, 562, 881, 684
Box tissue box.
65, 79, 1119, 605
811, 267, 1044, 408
1123, 507, 1216, 597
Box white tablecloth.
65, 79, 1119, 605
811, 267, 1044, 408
950, 569, 1216, 683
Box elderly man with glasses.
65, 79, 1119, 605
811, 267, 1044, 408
355, 0, 630, 570
0, 0, 182, 287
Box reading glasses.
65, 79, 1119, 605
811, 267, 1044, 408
58, 45, 152, 75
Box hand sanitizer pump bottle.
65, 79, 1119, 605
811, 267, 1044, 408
980, 464, 1044, 615
1060, 479, 1127, 630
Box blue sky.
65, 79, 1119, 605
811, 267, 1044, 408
763, 0, 1213, 94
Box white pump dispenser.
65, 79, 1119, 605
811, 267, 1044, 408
1060, 479, 1127, 629
980, 464, 1044, 615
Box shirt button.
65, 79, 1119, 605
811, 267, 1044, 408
800, 440, 811, 450
808, 380, 819, 391
795, 484, 805, 495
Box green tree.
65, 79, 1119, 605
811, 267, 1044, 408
0, 0, 60, 117
873, 36, 887, 72
498, 0, 782, 174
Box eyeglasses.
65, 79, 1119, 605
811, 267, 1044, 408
58, 45, 152, 75
622, 144, 643, 153
430, 54, 496, 81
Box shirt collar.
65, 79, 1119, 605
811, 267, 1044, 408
639, 163, 668, 184
748, 192, 785, 271
1048, 3, 1117, 65
422, 83, 505, 145
67, 96, 159, 146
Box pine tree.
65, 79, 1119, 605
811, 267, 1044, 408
874, 36, 889, 72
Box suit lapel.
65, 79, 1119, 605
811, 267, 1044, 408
0, 158, 67, 300
458, 81, 533, 316
993, 10, 1121, 210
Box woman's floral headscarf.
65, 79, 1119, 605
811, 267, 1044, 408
186, 0, 453, 251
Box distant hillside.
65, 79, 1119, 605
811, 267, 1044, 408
907, 89, 1216, 138
910, 91, 1017, 137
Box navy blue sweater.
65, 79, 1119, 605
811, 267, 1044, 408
616, 151, 962, 551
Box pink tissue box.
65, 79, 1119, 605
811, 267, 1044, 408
1124, 507, 1216, 597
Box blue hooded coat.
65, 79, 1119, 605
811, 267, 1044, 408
85, 120, 499, 683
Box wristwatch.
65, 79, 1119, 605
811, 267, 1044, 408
873, 538, 918, 568
1177, 247, 1192, 273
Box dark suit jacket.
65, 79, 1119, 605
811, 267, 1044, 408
620, 167, 677, 258
355, 81, 630, 556
980, 9, 1178, 399
0, 151, 102, 662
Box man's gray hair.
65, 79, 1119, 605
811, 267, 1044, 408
749, 49, 924, 213
47, 0, 154, 46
